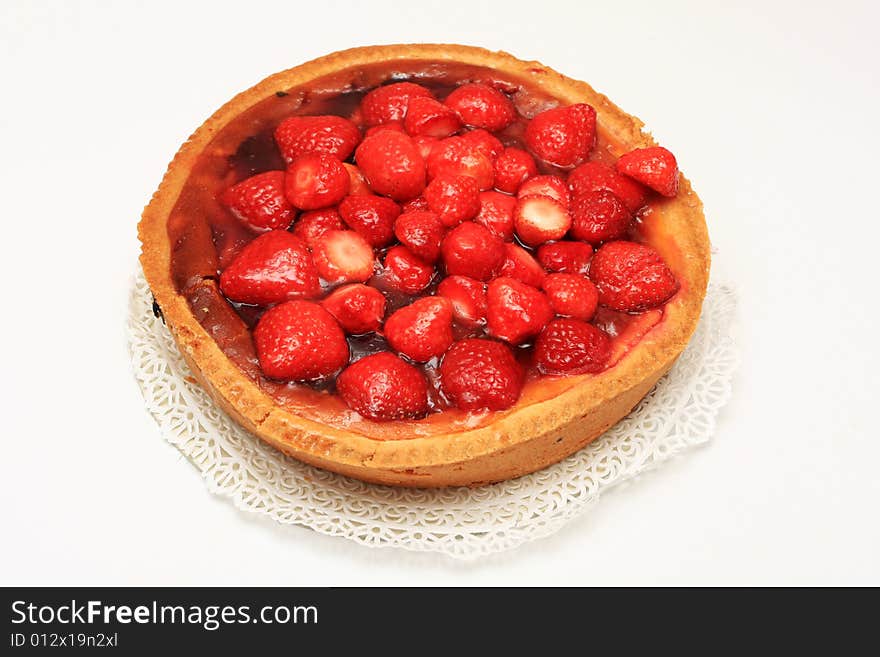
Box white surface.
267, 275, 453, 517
1, 0, 877, 585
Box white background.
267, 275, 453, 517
1, 0, 878, 586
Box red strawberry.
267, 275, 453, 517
440, 221, 505, 281
253, 300, 349, 380
274, 115, 361, 163
343, 163, 373, 196
404, 96, 462, 138
384, 296, 454, 362
355, 130, 426, 201
536, 241, 593, 275
439, 339, 524, 411
336, 352, 428, 420
359, 82, 433, 126
493, 147, 538, 194
394, 210, 445, 263
616, 146, 679, 197
444, 83, 516, 132
474, 190, 517, 241
364, 121, 406, 137
524, 103, 596, 167
542, 273, 599, 320
426, 136, 494, 190
514, 195, 572, 246
459, 128, 504, 160
534, 318, 611, 374
219, 171, 295, 232
486, 277, 554, 344
413, 135, 440, 160
312, 229, 375, 284
321, 284, 386, 335
401, 195, 430, 213
569, 189, 632, 244
517, 174, 570, 207
589, 240, 678, 311
284, 153, 350, 210
219, 230, 320, 305
436, 275, 487, 327
424, 173, 481, 226
499, 243, 547, 288
338, 194, 401, 247
290, 208, 345, 248
383, 245, 435, 295
568, 161, 647, 212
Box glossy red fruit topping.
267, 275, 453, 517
359, 82, 433, 126
291, 208, 345, 248
569, 189, 632, 244
536, 241, 593, 275
444, 83, 516, 132
220, 171, 295, 232
589, 240, 678, 312
534, 318, 611, 374
542, 273, 599, 320
284, 153, 350, 210
486, 277, 554, 345
436, 275, 487, 327
253, 300, 349, 381
426, 136, 494, 190
498, 243, 547, 288
440, 221, 505, 281
403, 96, 462, 138
394, 210, 445, 263
460, 129, 505, 160
493, 147, 538, 194
524, 103, 596, 167
439, 339, 524, 411
517, 174, 570, 207
474, 190, 517, 241
616, 146, 679, 197
383, 245, 435, 295
355, 130, 426, 201
425, 173, 481, 226
338, 194, 401, 247
219, 230, 320, 305
312, 229, 375, 284
274, 115, 361, 163
384, 296, 454, 362
401, 195, 430, 213
336, 352, 429, 421
343, 163, 372, 196
321, 284, 386, 335
514, 195, 572, 246
568, 161, 647, 213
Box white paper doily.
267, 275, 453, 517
128, 269, 737, 559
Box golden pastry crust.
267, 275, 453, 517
139, 44, 710, 487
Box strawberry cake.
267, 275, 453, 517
139, 44, 710, 487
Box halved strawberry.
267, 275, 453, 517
474, 190, 517, 241
486, 277, 554, 345
321, 284, 386, 335
354, 130, 426, 201
459, 128, 504, 160
567, 161, 647, 213
383, 296, 454, 362
436, 275, 487, 327
338, 194, 401, 247
440, 221, 505, 281
493, 147, 538, 194
274, 115, 361, 163
534, 318, 611, 374
284, 153, 350, 210
220, 170, 295, 232
359, 82, 434, 126
542, 273, 599, 320
589, 240, 678, 311
383, 245, 435, 295
404, 96, 462, 138
336, 352, 429, 420
536, 241, 594, 275
426, 136, 494, 190
513, 195, 572, 246
424, 173, 481, 227
290, 208, 345, 248
219, 230, 320, 305
342, 163, 373, 196
517, 174, 570, 207
616, 146, 679, 197
498, 243, 547, 288
394, 210, 445, 263
444, 83, 516, 132
439, 338, 524, 411
312, 229, 375, 284
569, 189, 632, 244
524, 103, 596, 167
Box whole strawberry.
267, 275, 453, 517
383, 245, 435, 295
253, 300, 349, 380
542, 273, 599, 320
444, 83, 516, 132
524, 103, 596, 167
274, 115, 361, 163
311, 230, 375, 284
589, 240, 678, 312
569, 189, 632, 244
536, 241, 594, 275
359, 82, 433, 126
424, 173, 481, 226
355, 130, 426, 201
486, 276, 554, 345
493, 147, 537, 194
534, 318, 611, 374
284, 153, 350, 210
440, 221, 505, 281
474, 190, 517, 241
321, 284, 386, 335
220, 170, 295, 232
403, 96, 462, 138
439, 339, 524, 411
568, 161, 647, 213
498, 243, 547, 288
460, 128, 504, 160
219, 230, 320, 305
384, 296, 454, 362
336, 352, 429, 421
338, 194, 401, 247
616, 146, 679, 197
436, 275, 487, 327
426, 136, 494, 190
394, 210, 445, 263
290, 208, 345, 248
